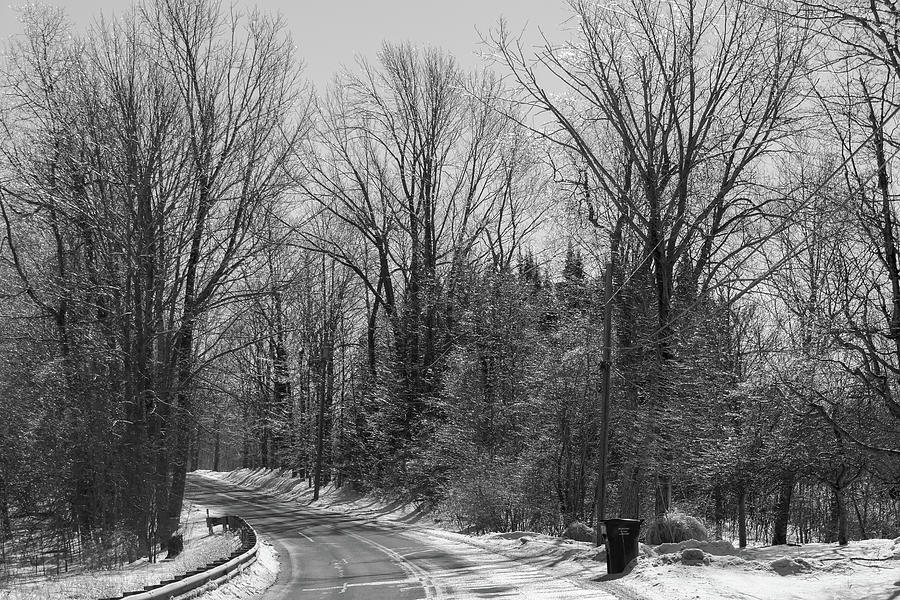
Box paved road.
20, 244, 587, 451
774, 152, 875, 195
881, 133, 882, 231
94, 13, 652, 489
185, 474, 617, 600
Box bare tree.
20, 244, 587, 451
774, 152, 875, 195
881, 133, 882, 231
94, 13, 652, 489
142, 0, 308, 544
494, 0, 809, 515
299, 43, 543, 472
0, 0, 308, 554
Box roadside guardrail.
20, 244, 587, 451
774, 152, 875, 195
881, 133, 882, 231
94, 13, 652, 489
98, 515, 259, 600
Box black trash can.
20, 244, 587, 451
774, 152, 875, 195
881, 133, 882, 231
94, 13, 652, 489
602, 518, 643, 574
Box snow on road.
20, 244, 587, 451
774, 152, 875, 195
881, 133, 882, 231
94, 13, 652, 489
363, 527, 616, 599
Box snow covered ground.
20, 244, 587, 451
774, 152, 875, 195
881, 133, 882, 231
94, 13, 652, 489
203, 468, 900, 600
0, 501, 240, 600
188, 540, 279, 600
474, 533, 900, 600
204, 468, 434, 525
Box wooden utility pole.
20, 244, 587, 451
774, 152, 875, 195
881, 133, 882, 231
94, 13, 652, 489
595, 260, 614, 545
313, 253, 327, 501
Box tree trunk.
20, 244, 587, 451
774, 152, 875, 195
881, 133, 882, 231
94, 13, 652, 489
865, 84, 900, 420
595, 262, 614, 541
649, 194, 675, 517
0, 474, 10, 537
737, 484, 748, 548
161, 410, 190, 547
618, 464, 642, 519
213, 421, 221, 472
772, 472, 794, 545
313, 379, 326, 502
189, 422, 200, 472
852, 485, 869, 540
713, 482, 724, 541
241, 426, 249, 469
366, 292, 380, 378
831, 484, 849, 546
313, 256, 336, 501
159, 307, 198, 547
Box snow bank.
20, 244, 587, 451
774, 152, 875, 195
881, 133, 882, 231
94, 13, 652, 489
768, 556, 821, 575
653, 539, 738, 556
199, 468, 431, 523
185, 540, 279, 600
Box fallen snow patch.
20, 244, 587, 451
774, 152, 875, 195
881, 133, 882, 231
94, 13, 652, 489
769, 556, 820, 576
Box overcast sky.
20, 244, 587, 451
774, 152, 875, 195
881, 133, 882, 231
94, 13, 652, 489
0, 1, 571, 90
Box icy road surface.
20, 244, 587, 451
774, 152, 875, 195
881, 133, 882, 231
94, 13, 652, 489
186, 474, 618, 600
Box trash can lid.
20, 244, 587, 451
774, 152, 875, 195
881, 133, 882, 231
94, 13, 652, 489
601, 518, 644, 525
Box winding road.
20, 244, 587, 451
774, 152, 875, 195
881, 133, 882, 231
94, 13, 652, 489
185, 473, 620, 600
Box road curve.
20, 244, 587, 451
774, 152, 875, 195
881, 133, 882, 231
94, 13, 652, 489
185, 473, 617, 600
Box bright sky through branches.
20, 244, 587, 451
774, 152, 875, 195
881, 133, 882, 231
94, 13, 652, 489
0, 0, 570, 90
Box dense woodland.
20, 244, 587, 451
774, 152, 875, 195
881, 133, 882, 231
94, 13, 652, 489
0, 0, 899, 570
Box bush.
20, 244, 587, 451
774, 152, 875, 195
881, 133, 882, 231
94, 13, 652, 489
439, 460, 515, 534
437, 454, 559, 534
563, 521, 595, 542
644, 510, 708, 544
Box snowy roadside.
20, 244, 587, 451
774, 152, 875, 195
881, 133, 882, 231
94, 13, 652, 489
470, 534, 900, 600
197, 468, 435, 525
198, 468, 900, 600
2, 502, 241, 600
180, 540, 278, 600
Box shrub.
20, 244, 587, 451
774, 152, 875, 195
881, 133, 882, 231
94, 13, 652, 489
563, 521, 595, 542
644, 510, 708, 544
437, 454, 559, 534
438, 460, 513, 534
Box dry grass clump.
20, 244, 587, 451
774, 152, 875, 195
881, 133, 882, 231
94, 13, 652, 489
645, 510, 708, 544
562, 521, 595, 542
